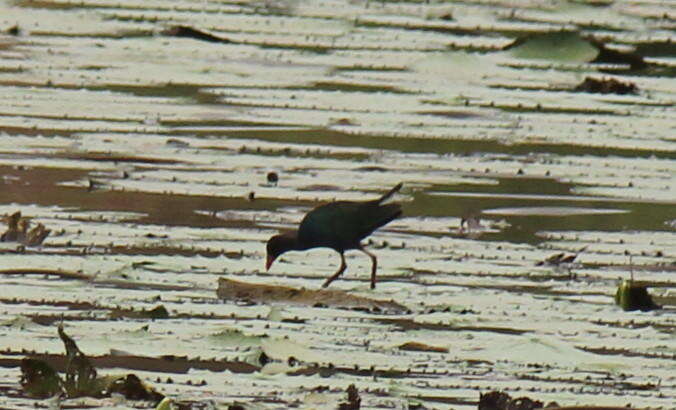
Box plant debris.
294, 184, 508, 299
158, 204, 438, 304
217, 278, 408, 313
1, 211, 51, 246
479, 389, 638, 410
338, 384, 361, 410
505, 31, 648, 70
535, 252, 578, 267
589, 37, 648, 71
109, 304, 170, 320
5, 24, 20, 35
20, 358, 63, 399
574, 77, 639, 95
161, 25, 231, 43
19, 324, 164, 403
398, 341, 448, 353
614, 279, 661, 312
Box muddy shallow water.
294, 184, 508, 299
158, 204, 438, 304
0, 0, 674, 408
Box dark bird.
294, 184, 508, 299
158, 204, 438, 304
266, 183, 403, 289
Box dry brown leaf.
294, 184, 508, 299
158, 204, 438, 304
398, 341, 448, 353
217, 278, 407, 313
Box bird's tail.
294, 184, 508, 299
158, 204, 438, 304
377, 182, 403, 204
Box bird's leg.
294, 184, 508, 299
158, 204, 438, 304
359, 247, 378, 289
322, 251, 346, 288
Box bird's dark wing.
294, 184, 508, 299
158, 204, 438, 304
298, 200, 401, 251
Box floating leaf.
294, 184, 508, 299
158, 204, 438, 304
506, 32, 598, 62
478, 391, 543, 410
110, 305, 170, 320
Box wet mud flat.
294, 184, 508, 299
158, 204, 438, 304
0, 0, 675, 408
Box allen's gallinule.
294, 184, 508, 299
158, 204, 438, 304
266, 183, 403, 289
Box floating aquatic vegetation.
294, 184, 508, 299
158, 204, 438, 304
0, 211, 22, 242
216, 278, 408, 313
0, 0, 674, 407
574, 76, 639, 95
338, 384, 361, 410
397, 341, 448, 353
1, 211, 51, 246
535, 252, 580, 267
20, 324, 164, 403
478, 391, 544, 410
614, 278, 661, 312
506, 31, 600, 63
20, 358, 62, 398
109, 304, 169, 320
161, 25, 231, 44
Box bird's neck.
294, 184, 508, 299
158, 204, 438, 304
282, 231, 308, 252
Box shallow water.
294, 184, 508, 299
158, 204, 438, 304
0, 0, 674, 408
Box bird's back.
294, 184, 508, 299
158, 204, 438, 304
298, 198, 401, 252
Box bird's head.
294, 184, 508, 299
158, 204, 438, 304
265, 232, 297, 271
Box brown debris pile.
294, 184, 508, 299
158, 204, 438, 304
20, 324, 164, 403
217, 278, 408, 313
478, 390, 636, 410
1, 211, 51, 246
161, 25, 231, 43
398, 341, 449, 353
574, 77, 638, 95
479, 391, 544, 410
338, 384, 361, 410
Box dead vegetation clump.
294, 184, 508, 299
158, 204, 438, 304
479, 391, 544, 410
161, 25, 231, 43
1, 211, 51, 246
479, 390, 640, 410
20, 324, 164, 403
338, 384, 361, 410
398, 341, 449, 353
21, 324, 163, 402
574, 77, 639, 95
217, 277, 408, 313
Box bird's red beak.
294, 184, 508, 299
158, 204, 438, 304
265, 254, 276, 271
